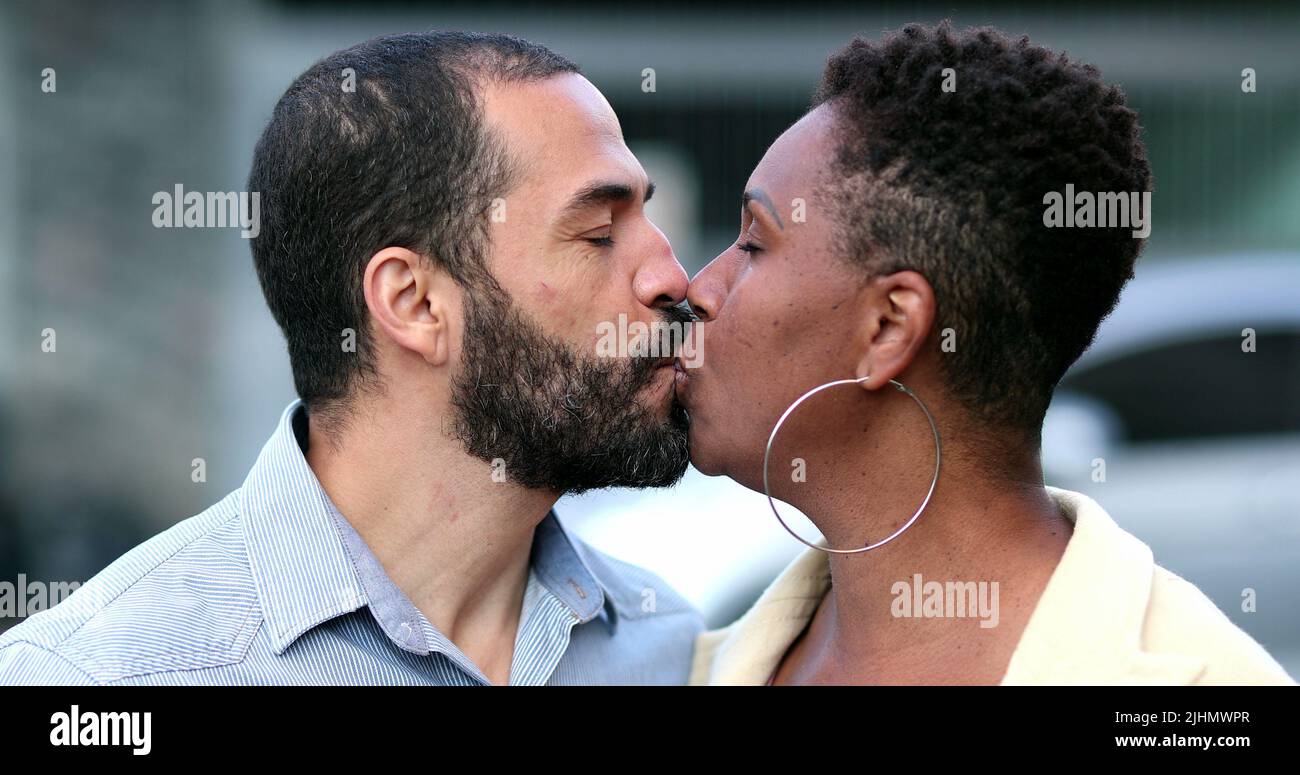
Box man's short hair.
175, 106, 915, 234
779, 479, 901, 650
248, 32, 578, 427
814, 22, 1151, 438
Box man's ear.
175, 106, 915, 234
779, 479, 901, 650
852, 270, 936, 390
362, 247, 457, 367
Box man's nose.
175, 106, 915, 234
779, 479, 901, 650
633, 224, 688, 309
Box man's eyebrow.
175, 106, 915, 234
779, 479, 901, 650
559, 178, 655, 221
742, 188, 785, 230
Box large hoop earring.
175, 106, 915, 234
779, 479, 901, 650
761, 376, 942, 555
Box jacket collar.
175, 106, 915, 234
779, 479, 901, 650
1000, 487, 1206, 685
692, 544, 830, 685
239, 401, 623, 655
694, 486, 1207, 685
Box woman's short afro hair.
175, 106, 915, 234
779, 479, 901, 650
814, 22, 1151, 437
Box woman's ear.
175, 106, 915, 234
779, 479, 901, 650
362, 247, 457, 367
853, 270, 936, 389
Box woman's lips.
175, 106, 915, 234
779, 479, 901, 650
672, 359, 690, 394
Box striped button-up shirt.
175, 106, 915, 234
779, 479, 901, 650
0, 402, 703, 685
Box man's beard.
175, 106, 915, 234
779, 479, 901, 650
450, 283, 691, 494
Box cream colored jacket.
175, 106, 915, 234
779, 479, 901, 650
692, 487, 1295, 685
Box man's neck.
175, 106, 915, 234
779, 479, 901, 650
304, 399, 559, 684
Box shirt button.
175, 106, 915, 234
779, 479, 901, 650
398, 621, 413, 641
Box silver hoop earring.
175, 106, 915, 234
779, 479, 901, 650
761, 376, 942, 555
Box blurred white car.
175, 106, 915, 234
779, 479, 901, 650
1040, 254, 1300, 674
561, 253, 1300, 675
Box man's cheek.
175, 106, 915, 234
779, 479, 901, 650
526, 268, 589, 332
534, 298, 586, 347
534, 279, 558, 302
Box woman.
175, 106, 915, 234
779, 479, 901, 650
678, 24, 1294, 685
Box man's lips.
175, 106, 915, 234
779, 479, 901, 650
639, 357, 680, 395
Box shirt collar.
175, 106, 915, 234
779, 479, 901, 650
692, 486, 1207, 685
240, 400, 623, 656
531, 510, 624, 629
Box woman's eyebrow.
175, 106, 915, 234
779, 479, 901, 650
742, 188, 784, 230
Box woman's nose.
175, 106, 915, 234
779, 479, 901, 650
686, 254, 730, 322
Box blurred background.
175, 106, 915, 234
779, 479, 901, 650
1, 1, 1297, 674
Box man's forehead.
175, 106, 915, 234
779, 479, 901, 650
482, 74, 623, 159
482, 73, 644, 205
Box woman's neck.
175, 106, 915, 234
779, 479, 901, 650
776, 438, 1074, 685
